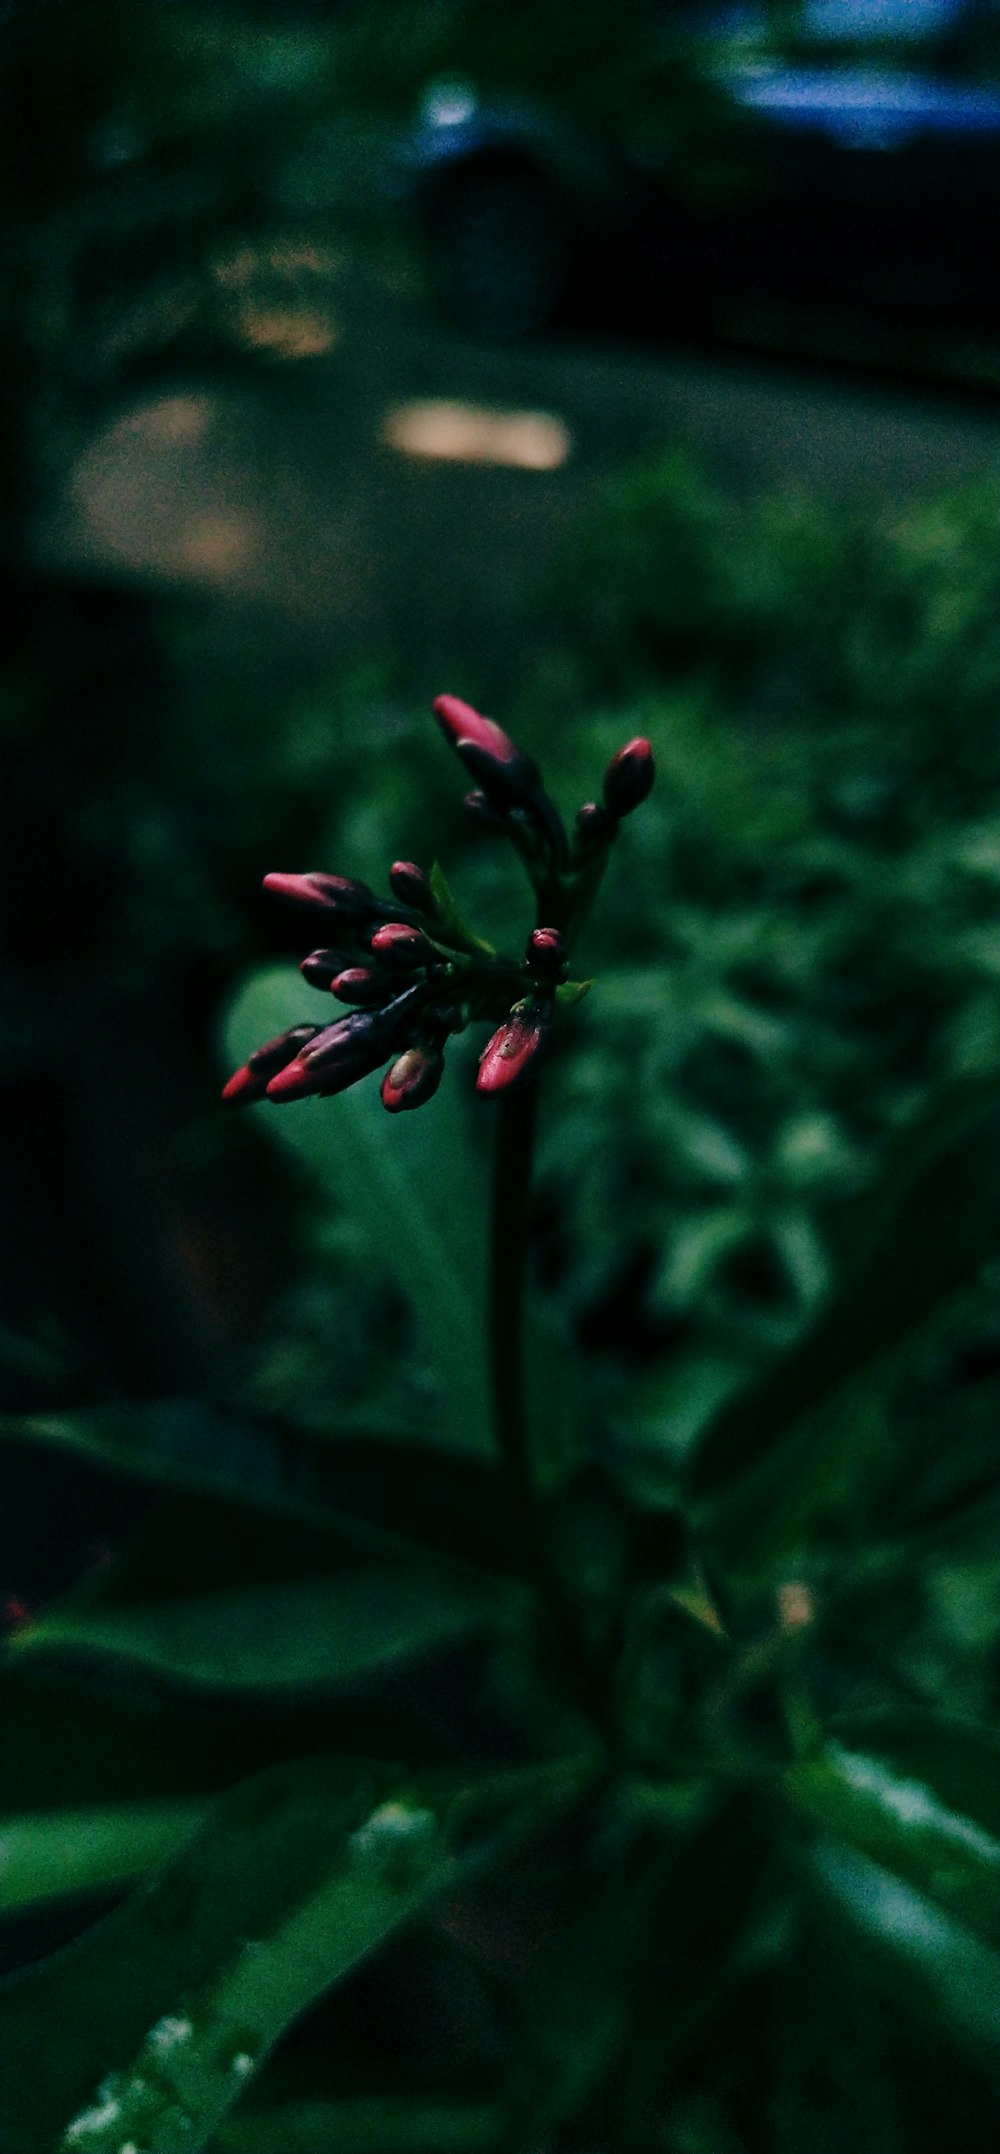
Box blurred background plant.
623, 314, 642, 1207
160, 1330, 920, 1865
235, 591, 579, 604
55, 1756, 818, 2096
0, 3, 997, 2151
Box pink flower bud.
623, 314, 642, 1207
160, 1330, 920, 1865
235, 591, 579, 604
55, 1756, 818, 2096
300, 948, 353, 989
381, 1043, 445, 1114
249, 1024, 321, 1072
432, 694, 544, 815
263, 871, 377, 922
263, 1005, 395, 1101
525, 927, 568, 982
266, 1045, 383, 1103
389, 861, 433, 911
432, 694, 530, 774
222, 1024, 320, 1104
601, 738, 655, 820
476, 997, 553, 1095
329, 966, 388, 1004
369, 921, 434, 969
222, 1063, 270, 1106
463, 789, 506, 831
574, 801, 615, 852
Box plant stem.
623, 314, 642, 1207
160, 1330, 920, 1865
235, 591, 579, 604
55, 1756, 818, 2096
488, 1081, 617, 1748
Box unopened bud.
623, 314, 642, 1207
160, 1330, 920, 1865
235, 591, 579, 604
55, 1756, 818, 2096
266, 1010, 385, 1103
268, 1043, 386, 1103
381, 1043, 445, 1114
433, 694, 533, 776
389, 861, 433, 911
300, 948, 353, 990
574, 801, 615, 854
263, 871, 377, 923
329, 967, 387, 1005
476, 997, 553, 1095
370, 921, 435, 969
433, 693, 543, 816
463, 789, 506, 831
248, 1024, 321, 1075
602, 737, 655, 820
222, 1024, 320, 1105
525, 927, 568, 982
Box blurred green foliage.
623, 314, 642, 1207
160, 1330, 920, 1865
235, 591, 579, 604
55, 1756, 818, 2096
0, 4, 998, 2151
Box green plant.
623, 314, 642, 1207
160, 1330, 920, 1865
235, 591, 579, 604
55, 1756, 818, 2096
1, 691, 997, 2154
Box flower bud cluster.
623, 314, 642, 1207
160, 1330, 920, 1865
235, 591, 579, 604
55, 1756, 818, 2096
224, 696, 654, 1118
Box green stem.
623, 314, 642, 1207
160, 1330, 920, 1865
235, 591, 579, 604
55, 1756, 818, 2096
488, 1081, 617, 1749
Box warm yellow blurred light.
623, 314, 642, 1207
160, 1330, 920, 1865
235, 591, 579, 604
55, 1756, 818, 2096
235, 307, 338, 360
123, 394, 213, 448
777, 1580, 815, 1632
213, 240, 341, 290
179, 511, 258, 580
381, 400, 572, 470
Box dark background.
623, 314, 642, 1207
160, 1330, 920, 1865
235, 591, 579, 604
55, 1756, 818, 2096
0, 10, 997, 2145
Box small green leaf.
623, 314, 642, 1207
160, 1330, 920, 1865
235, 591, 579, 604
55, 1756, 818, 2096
428, 861, 495, 956
555, 979, 593, 1008
0, 1800, 206, 1914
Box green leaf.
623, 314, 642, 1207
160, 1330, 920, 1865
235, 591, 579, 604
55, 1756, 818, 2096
823, 1710, 1000, 1839
212, 2097, 499, 2153
555, 979, 592, 1008
0, 1406, 518, 1577
428, 861, 496, 957
0, 1800, 205, 1915
808, 1842, 1000, 2059
0, 1758, 513, 2154
223, 968, 491, 1454
9, 1493, 511, 1693
786, 1741, 1000, 1942
685, 1076, 999, 1553
0, 1660, 455, 1817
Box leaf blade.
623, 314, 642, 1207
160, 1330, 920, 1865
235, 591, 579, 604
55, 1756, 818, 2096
223, 968, 491, 1454
0, 1800, 206, 1914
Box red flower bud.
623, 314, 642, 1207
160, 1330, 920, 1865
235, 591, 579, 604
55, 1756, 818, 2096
300, 948, 353, 990
525, 927, 568, 982
463, 789, 506, 831
250, 1025, 323, 1074
432, 695, 531, 775
267, 1043, 384, 1102
222, 1024, 321, 1104
601, 738, 655, 820
222, 1064, 268, 1106
369, 921, 435, 969
329, 966, 388, 1004
266, 985, 429, 1102
389, 861, 433, 911
432, 693, 545, 812
381, 1043, 445, 1114
264, 1016, 372, 1103
574, 801, 615, 853
263, 871, 377, 922
476, 997, 553, 1095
